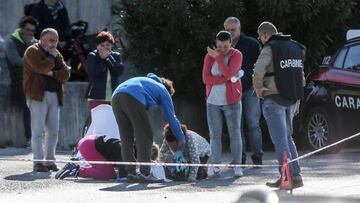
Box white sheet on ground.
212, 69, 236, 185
85, 104, 120, 140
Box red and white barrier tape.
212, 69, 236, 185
0, 132, 359, 168
0, 157, 279, 168
289, 131, 360, 163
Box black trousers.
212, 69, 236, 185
11, 83, 31, 140
197, 155, 209, 180
112, 93, 153, 175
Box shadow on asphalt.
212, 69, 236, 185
194, 175, 239, 189
73, 179, 120, 184
99, 182, 174, 192
4, 171, 51, 181
0, 147, 32, 156
98, 170, 256, 192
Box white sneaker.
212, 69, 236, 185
208, 167, 221, 177
234, 166, 243, 177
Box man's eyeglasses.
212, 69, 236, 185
24, 28, 36, 33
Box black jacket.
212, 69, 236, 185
30, 0, 70, 41
266, 34, 305, 101
234, 33, 261, 92
95, 135, 122, 162
85, 50, 125, 99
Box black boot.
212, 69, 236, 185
265, 177, 281, 188
251, 154, 262, 168
292, 177, 304, 189
266, 176, 304, 189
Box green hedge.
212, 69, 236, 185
112, 0, 360, 99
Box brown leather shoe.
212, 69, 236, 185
46, 164, 59, 172
33, 163, 50, 172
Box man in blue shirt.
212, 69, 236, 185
224, 17, 263, 166
112, 73, 185, 182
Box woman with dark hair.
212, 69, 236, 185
159, 124, 210, 182
55, 134, 161, 181
202, 31, 244, 177
55, 134, 127, 180
86, 31, 125, 110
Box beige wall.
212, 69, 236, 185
0, 0, 118, 38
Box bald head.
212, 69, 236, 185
224, 17, 241, 28
40, 28, 59, 50
40, 28, 58, 39
224, 17, 241, 43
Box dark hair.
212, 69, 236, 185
216, 30, 232, 42
163, 123, 188, 142
96, 31, 115, 45
160, 77, 175, 96
19, 16, 38, 28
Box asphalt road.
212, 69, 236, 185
1, 147, 360, 202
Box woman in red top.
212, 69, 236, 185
202, 31, 244, 177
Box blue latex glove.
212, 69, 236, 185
173, 150, 189, 173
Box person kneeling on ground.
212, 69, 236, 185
55, 134, 162, 181
160, 124, 211, 182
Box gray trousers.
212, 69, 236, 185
112, 93, 153, 175
27, 91, 59, 166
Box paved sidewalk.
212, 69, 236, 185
1, 147, 360, 202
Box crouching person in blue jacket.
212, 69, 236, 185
111, 73, 185, 183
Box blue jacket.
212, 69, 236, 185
113, 73, 185, 141
86, 50, 124, 99
234, 33, 261, 92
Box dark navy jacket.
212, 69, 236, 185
85, 50, 124, 99
29, 0, 70, 41
234, 33, 261, 92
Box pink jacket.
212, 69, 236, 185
202, 48, 243, 105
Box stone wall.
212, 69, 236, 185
0, 81, 209, 149
0, 82, 89, 149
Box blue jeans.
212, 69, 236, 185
207, 102, 242, 164
262, 98, 301, 178
241, 88, 263, 160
